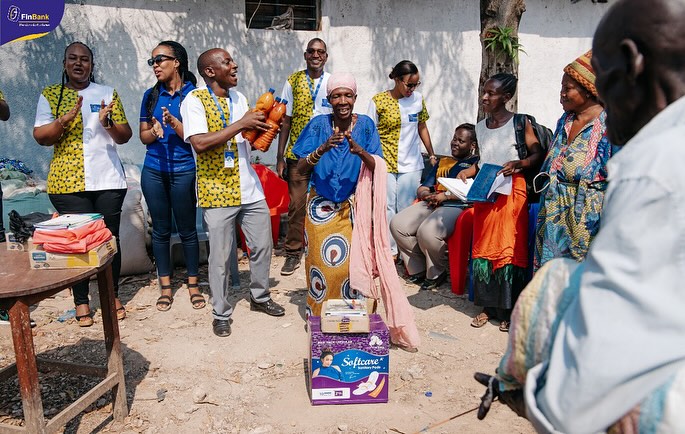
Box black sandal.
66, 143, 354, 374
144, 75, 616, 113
188, 281, 205, 309
156, 284, 174, 312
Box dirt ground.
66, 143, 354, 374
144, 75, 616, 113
0, 252, 535, 434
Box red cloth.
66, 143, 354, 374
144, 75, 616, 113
252, 163, 289, 217
448, 207, 474, 295
32, 219, 113, 253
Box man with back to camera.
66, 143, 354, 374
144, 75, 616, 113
475, 0, 685, 431
181, 48, 285, 338
276, 38, 332, 276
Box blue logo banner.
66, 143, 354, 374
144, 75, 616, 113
1, 0, 65, 45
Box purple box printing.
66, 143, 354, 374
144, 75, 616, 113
309, 313, 389, 405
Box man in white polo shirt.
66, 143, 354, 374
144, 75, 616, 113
181, 48, 285, 337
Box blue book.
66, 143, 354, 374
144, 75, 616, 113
466, 163, 503, 202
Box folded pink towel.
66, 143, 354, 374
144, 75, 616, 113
350, 156, 421, 350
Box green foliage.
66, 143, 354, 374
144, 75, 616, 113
484, 26, 526, 62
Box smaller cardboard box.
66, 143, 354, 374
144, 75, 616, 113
321, 299, 370, 333
5, 232, 29, 251
309, 314, 389, 405
29, 237, 117, 269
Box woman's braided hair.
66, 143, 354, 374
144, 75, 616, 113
144, 41, 197, 122
55, 41, 94, 117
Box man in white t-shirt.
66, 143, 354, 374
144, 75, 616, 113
181, 48, 285, 337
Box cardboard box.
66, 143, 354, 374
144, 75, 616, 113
29, 237, 117, 269
309, 314, 389, 405
5, 232, 29, 251
321, 299, 370, 333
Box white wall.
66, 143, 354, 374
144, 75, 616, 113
518, 0, 613, 129
0, 0, 611, 179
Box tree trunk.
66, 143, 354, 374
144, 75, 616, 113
478, 0, 526, 121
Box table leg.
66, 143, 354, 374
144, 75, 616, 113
97, 265, 128, 422
8, 299, 46, 433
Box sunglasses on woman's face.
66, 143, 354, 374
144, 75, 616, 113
147, 54, 176, 66
402, 80, 421, 89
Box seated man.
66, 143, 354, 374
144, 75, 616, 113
390, 123, 477, 290
475, 0, 685, 432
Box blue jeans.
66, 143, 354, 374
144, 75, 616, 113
386, 170, 422, 255
141, 166, 199, 278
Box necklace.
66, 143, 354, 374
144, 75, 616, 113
332, 114, 357, 133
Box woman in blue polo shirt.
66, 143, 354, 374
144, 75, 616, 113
139, 40, 202, 311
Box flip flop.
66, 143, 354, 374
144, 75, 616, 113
471, 312, 489, 328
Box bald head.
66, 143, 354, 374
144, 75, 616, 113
592, 0, 685, 144
197, 48, 226, 80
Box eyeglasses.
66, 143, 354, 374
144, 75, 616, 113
403, 81, 421, 89
306, 48, 327, 56
147, 54, 176, 66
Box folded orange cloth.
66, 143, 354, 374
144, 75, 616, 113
33, 219, 113, 253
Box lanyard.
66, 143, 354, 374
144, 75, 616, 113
206, 86, 233, 128
206, 86, 236, 149
305, 70, 322, 112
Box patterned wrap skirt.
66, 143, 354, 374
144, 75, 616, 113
304, 188, 359, 317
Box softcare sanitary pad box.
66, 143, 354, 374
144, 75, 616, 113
309, 313, 389, 405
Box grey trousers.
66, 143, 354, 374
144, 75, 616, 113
389, 201, 462, 279
203, 200, 272, 320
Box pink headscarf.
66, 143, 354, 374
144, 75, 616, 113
326, 72, 357, 96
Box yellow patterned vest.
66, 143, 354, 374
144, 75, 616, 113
372, 92, 402, 173
42, 84, 126, 194
192, 89, 242, 208
284, 70, 315, 160
372, 92, 429, 174
434, 157, 458, 192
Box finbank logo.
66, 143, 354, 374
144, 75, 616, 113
7, 4, 50, 25
7, 5, 19, 22
1, 1, 65, 45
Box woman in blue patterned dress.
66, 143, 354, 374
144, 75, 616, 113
534, 51, 618, 270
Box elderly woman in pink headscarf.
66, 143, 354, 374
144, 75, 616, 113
294, 73, 420, 351
293, 72, 382, 317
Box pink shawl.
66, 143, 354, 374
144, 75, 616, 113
350, 156, 421, 350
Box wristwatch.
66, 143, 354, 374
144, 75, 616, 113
444, 190, 452, 197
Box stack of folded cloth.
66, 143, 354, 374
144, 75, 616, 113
32, 213, 112, 254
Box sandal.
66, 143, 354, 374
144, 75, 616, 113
75, 304, 94, 327
471, 311, 489, 328
188, 281, 206, 310
116, 306, 127, 320
499, 320, 510, 332
156, 284, 174, 312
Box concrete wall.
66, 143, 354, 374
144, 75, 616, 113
0, 0, 612, 179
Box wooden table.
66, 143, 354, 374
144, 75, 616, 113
0, 249, 127, 433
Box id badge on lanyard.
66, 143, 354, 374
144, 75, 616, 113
224, 150, 235, 168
